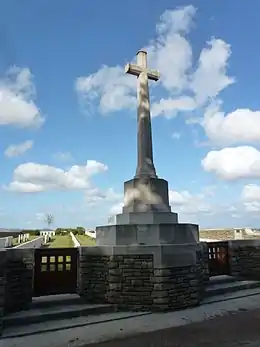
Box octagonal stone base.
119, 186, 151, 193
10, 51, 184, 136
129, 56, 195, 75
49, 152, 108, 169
96, 223, 199, 246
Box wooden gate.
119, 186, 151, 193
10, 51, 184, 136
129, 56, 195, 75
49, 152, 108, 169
34, 248, 78, 297
208, 241, 230, 277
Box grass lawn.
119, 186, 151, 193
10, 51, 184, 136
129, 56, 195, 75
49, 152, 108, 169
75, 234, 96, 246
46, 235, 74, 248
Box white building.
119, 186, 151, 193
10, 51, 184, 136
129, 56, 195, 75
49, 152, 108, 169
40, 229, 55, 237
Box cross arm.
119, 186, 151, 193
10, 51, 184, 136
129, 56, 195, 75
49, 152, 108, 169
125, 63, 160, 81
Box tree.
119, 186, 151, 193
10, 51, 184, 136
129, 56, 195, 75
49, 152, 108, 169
45, 213, 54, 229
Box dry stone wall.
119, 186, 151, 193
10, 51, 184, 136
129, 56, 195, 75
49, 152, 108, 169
200, 242, 210, 285
107, 255, 154, 310
4, 249, 34, 314
79, 248, 205, 311
229, 241, 260, 280
78, 254, 109, 303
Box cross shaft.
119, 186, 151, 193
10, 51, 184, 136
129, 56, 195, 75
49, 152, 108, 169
125, 50, 160, 179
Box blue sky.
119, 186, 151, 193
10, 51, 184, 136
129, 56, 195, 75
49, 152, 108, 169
1, 0, 260, 229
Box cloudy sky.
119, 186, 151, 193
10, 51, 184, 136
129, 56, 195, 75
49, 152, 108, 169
0, 0, 259, 229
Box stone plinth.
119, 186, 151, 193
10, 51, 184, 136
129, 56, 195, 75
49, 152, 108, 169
96, 223, 199, 246
123, 178, 171, 213
116, 211, 178, 225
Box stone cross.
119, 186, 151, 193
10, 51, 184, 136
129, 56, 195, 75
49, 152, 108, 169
125, 50, 160, 179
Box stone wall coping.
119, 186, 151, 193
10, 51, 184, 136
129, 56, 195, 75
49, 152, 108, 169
79, 243, 201, 254
228, 239, 260, 248
96, 222, 199, 229
12, 236, 44, 249
70, 232, 80, 247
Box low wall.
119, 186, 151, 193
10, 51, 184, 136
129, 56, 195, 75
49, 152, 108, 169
13, 236, 44, 249
85, 230, 96, 239
70, 232, 80, 247
229, 240, 260, 280
0, 237, 13, 249
3, 248, 34, 314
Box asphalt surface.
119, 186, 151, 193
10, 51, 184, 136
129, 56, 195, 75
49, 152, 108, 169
85, 308, 260, 347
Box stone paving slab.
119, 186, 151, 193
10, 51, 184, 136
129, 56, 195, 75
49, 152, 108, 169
3, 290, 260, 347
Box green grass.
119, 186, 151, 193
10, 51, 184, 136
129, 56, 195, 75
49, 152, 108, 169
75, 234, 96, 246
46, 235, 74, 248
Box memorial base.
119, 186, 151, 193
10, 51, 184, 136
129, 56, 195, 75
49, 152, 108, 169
78, 243, 205, 311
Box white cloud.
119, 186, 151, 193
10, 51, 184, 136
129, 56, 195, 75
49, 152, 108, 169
0, 67, 44, 128
202, 101, 260, 146
202, 146, 260, 180
76, 66, 136, 114
169, 189, 212, 214
241, 184, 260, 202
244, 202, 260, 212
152, 96, 196, 118
85, 187, 122, 206
150, 7, 195, 92
109, 202, 124, 215
6, 160, 108, 193
191, 39, 234, 105
240, 184, 260, 213
75, 6, 232, 119
4, 140, 33, 158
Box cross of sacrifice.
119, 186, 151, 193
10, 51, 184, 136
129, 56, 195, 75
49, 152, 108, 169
125, 50, 160, 179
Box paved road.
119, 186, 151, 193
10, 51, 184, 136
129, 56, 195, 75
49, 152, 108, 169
85, 308, 260, 347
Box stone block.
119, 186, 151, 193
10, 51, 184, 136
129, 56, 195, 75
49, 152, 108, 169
122, 177, 171, 213
116, 211, 178, 225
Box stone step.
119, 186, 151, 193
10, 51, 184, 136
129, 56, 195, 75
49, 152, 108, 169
207, 275, 237, 285
202, 286, 260, 305
30, 293, 87, 309
1, 311, 151, 339
205, 278, 260, 297
3, 301, 115, 328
